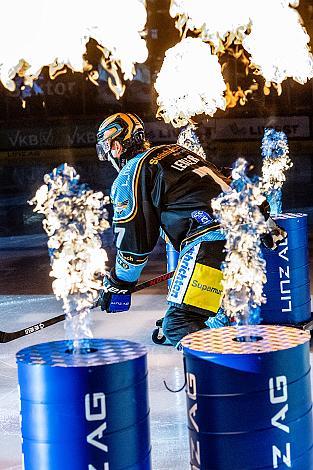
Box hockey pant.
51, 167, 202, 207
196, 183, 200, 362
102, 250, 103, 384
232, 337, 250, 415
163, 240, 225, 346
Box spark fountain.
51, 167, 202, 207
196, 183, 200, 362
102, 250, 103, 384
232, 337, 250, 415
181, 158, 313, 469
176, 123, 206, 160
16, 164, 151, 469
261, 128, 292, 216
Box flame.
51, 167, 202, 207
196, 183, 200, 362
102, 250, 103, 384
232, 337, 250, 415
155, 37, 226, 127
225, 82, 259, 108
161, 0, 313, 122
0, 0, 148, 99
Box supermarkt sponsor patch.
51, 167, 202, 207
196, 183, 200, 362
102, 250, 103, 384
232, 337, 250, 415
191, 279, 223, 295
184, 264, 223, 312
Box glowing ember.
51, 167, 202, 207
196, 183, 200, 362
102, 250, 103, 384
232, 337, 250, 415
0, 0, 148, 99
155, 37, 226, 127
212, 158, 267, 325
29, 163, 110, 345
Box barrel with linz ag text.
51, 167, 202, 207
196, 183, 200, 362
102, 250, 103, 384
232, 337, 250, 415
181, 326, 313, 470
16, 338, 151, 470
261, 213, 311, 324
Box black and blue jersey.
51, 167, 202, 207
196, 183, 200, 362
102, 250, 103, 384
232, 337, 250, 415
110, 144, 230, 283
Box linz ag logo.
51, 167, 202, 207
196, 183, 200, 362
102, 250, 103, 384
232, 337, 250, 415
85, 392, 109, 469
269, 376, 291, 468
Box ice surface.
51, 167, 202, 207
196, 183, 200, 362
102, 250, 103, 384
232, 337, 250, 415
0, 293, 189, 470
1, 292, 313, 470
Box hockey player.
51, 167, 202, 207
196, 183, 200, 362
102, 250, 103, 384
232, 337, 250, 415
96, 112, 284, 347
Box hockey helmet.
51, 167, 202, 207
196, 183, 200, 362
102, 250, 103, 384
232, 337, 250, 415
96, 112, 145, 169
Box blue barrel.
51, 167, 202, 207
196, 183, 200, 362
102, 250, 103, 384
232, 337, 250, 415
261, 213, 311, 324
166, 241, 179, 289
181, 326, 312, 469
16, 338, 151, 470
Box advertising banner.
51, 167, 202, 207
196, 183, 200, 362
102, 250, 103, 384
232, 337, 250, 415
0, 116, 310, 152
214, 116, 310, 140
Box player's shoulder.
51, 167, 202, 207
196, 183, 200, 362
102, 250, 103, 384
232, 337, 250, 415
144, 143, 195, 166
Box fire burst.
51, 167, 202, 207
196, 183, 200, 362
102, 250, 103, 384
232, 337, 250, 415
0, 0, 148, 99
155, 0, 313, 125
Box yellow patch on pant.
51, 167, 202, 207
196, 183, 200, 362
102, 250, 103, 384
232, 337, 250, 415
183, 264, 223, 312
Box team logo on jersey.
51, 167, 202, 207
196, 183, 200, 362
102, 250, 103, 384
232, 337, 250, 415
116, 200, 129, 213
191, 210, 213, 225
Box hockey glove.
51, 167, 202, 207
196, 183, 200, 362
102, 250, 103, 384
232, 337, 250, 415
261, 217, 287, 251
97, 270, 136, 313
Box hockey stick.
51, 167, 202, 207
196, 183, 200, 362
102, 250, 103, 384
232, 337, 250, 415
0, 270, 174, 343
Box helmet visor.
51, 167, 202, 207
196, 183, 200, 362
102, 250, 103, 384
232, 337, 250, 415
96, 139, 111, 161
96, 138, 120, 173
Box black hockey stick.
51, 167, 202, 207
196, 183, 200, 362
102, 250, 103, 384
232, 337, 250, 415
0, 271, 174, 343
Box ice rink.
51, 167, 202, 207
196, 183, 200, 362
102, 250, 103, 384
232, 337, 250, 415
0, 291, 191, 470
0, 234, 312, 470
